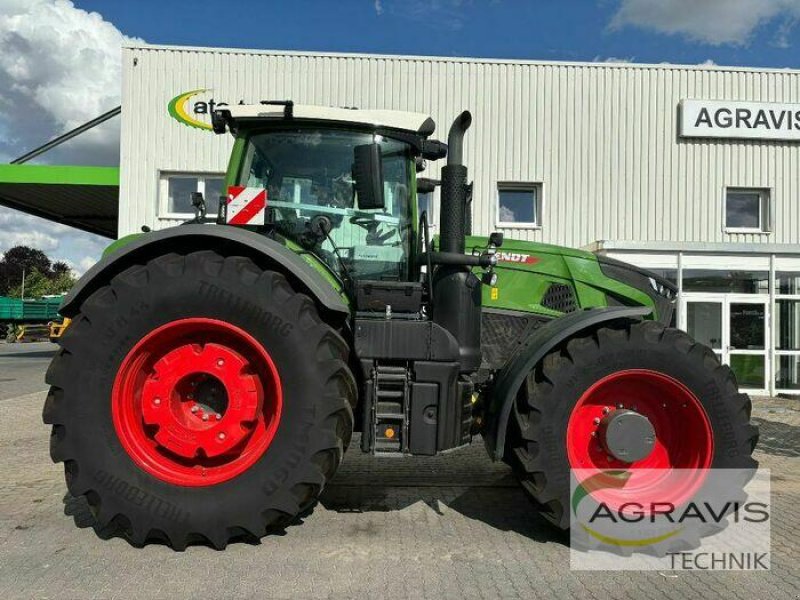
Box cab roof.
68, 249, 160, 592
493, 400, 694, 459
223, 103, 436, 136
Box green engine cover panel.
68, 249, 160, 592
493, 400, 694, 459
464, 236, 657, 318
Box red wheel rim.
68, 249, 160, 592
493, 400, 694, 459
112, 318, 282, 486
567, 369, 713, 508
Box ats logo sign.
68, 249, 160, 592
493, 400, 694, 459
168, 89, 252, 131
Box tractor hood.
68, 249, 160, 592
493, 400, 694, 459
464, 236, 676, 324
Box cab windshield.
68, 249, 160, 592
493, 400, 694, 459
238, 128, 414, 281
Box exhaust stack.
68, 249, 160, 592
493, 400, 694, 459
438, 111, 472, 255
432, 111, 481, 372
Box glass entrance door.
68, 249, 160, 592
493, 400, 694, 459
727, 299, 768, 393
680, 295, 769, 395
683, 296, 724, 362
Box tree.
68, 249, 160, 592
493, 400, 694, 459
47, 269, 77, 295
52, 261, 71, 277
0, 246, 76, 298
6, 267, 76, 298
0, 246, 52, 295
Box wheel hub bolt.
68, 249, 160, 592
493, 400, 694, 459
153, 398, 161, 406
602, 407, 610, 415
191, 405, 199, 414
215, 413, 222, 420
202, 414, 209, 422
218, 432, 226, 440
217, 359, 225, 367
593, 417, 601, 425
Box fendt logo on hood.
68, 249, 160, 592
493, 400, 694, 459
496, 251, 539, 265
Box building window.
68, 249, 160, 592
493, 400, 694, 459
776, 271, 800, 295
160, 172, 225, 218
775, 270, 800, 393
646, 268, 678, 287
775, 300, 800, 351
725, 187, 770, 233
497, 183, 541, 228
418, 191, 435, 227
682, 269, 769, 294
776, 355, 800, 391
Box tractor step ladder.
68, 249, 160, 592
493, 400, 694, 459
371, 364, 410, 454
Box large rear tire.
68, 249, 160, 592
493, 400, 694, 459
43, 251, 355, 549
505, 319, 759, 530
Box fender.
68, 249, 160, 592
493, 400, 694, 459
60, 225, 350, 319
483, 306, 652, 461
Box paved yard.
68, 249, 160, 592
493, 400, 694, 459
0, 344, 798, 599
0, 342, 56, 400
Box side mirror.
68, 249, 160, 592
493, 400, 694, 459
489, 232, 504, 248
353, 143, 385, 210
211, 109, 230, 134
417, 178, 440, 194
421, 139, 447, 160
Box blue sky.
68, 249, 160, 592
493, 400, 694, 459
74, 0, 799, 68
0, 0, 798, 275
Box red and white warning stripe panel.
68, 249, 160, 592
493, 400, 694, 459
226, 186, 267, 226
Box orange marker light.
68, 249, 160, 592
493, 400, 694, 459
385, 427, 396, 439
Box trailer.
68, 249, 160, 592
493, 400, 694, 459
1, 296, 63, 342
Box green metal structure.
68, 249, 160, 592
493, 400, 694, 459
0, 164, 119, 238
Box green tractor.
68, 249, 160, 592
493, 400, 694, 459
44, 103, 758, 549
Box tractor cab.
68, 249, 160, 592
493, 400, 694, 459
212, 102, 448, 285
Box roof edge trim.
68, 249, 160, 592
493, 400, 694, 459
0, 165, 119, 186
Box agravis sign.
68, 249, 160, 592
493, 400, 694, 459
680, 99, 800, 142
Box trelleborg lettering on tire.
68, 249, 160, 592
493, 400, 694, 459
93, 469, 190, 525
198, 280, 293, 337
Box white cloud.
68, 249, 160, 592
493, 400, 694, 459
610, 0, 800, 46
78, 256, 97, 274
0, 1, 138, 274
593, 56, 634, 63
378, 0, 469, 31
0, 206, 107, 275
499, 205, 516, 222
0, 0, 141, 164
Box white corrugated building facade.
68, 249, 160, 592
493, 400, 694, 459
119, 43, 800, 396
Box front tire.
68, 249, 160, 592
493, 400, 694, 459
43, 251, 355, 549
505, 319, 759, 529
